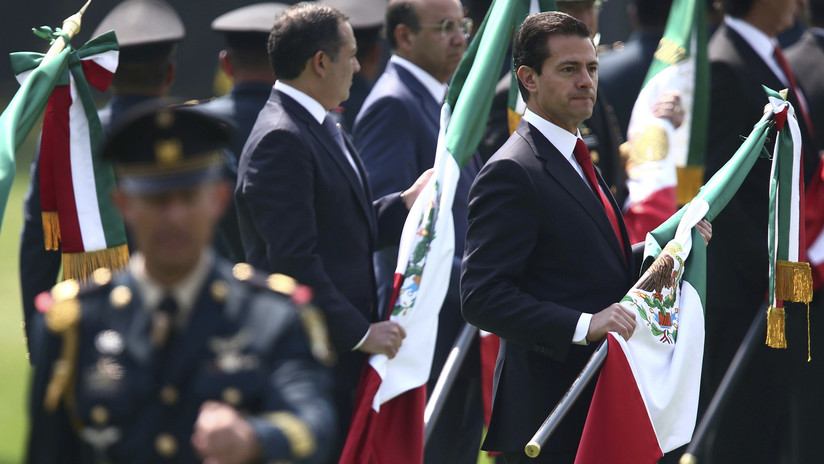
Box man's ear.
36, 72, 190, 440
310, 50, 326, 78
394, 24, 414, 54
212, 180, 232, 219
516, 65, 538, 95
218, 50, 233, 78
112, 190, 130, 222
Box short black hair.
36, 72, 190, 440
719, 0, 757, 18
631, 0, 674, 28
812, 0, 824, 27
267, 2, 348, 80
513, 11, 592, 101
385, 0, 421, 50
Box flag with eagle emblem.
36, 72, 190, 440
575, 88, 802, 464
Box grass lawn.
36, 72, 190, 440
0, 170, 34, 463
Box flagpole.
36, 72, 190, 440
524, 339, 608, 458
41, 0, 93, 63
423, 323, 478, 447
679, 303, 768, 464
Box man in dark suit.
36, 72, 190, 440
701, 0, 817, 461
19, 0, 184, 360
234, 2, 430, 453
463, 12, 643, 464
352, 0, 481, 462
27, 105, 336, 464
196, 3, 287, 264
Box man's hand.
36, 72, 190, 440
359, 320, 407, 358
652, 91, 684, 129
400, 168, 434, 210
191, 401, 262, 464
586, 303, 637, 342
696, 219, 712, 245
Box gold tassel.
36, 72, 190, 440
766, 305, 787, 349
676, 166, 705, 206
62, 244, 130, 282
44, 308, 80, 412
807, 302, 811, 362
507, 108, 522, 135
42, 211, 61, 250
775, 260, 813, 303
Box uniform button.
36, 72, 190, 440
160, 386, 178, 405
90, 405, 109, 425
222, 387, 243, 407
155, 433, 177, 458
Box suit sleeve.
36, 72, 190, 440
247, 296, 336, 464
461, 158, 584, 362
236, 129, 371, 352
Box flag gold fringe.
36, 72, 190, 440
766, 305, 787, 349
42, 211, 61, 250
507, 108, 522, 135
676, 166, 704, 206
62, 244, 130, 281
775, 260, 813, 303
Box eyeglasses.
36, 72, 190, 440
419, 17, 474, 38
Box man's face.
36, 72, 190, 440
407, 0, 467, 83
325, 20, 361, 108
117, 182, 227, 278
557, 1, 600, 36
520, 34, 598, 133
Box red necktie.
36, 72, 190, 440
773, 45, 817, 144
573, 138, 626, 257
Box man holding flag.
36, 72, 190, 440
234, 3, 430, 456
461, 11, 710, 463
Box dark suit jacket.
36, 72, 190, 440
19, 95, 159, 360
27, 257, 335, 464
461, 119, 640, 456
235, 88, 408, 392
787, 30, 824, 145
353, 61, 479, 383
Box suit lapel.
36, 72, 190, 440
392, 63, 442, 128
521, 121, 628, 266
277, 91, 376, 232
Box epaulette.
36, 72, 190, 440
41, 268, 112, 334
176, 98, 217, 107
232, 263, 336, 366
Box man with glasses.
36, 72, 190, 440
352, 0, 482, 463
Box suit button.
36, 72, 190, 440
155, 433, 177, 458
90, 405, 109, 425
160, 386, 178, 405
222, 387, 243, 407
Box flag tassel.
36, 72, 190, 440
766, 305, 787, 349
775, 260, 813, 303
42, 211, 61, 250
62, 244, 129, 281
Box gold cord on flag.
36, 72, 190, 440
775, 260, 813, 303
765, 305, 787, 349
42, 211, 61, 250
62, 244, 129, 281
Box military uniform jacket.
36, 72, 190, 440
27, 259, 335, 464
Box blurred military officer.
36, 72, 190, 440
195, 3, 288, 264
20, 0, 185, 360
319, 0, 389, 131
26, 105, 337, 464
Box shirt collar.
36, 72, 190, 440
725, 15, 777, 62
275, 80, 327, 124
131, 249, 214, 325
390, 55, 449, 103
522, 109, 582, 162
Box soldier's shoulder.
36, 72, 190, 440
39, 268, 120, 334
228, 263, 336, 366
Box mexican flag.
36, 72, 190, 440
4, 29, 128, 280
338, 0, 552, 462
622, 0, 708, 243
576, 89, 801, 463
